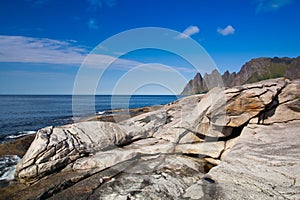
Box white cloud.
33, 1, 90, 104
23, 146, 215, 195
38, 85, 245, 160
217, 25, 235, 36
177, 26, 200, 39
0, 35, 195, 73
88, 19, 99, 30
0, 35, 140, 69
0, 35, 86, 64
256, 0, 294, 13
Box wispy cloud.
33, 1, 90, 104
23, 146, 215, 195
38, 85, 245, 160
88, 18, 99, 30
0, 35, 139, 69
177, 26, 200, 39
0, 35, 195, 73
256, 0, 294, 13
0, 35, 86, 64
217, 25, 235, 36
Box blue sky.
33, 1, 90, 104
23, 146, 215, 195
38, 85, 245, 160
0, 0, 299, 94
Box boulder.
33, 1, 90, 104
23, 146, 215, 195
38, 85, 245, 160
16, 122, 131, 183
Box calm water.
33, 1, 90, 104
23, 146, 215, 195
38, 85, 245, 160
0, 95, 178, 142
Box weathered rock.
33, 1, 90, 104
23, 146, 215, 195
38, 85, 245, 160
184, 78, 288, 139
256, 79, 300, 124
6, 154, 208, 200
16, 122, 132, 183
9, 78, 300, 199
204, 120, 300, 200
175, 141, 225, 158
74, 155, 206, 200
220, 137, 239, 160
183, 79, 300, 199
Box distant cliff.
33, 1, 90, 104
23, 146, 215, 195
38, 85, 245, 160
181, 56, 300, 95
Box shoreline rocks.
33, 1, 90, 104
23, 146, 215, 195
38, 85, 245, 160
1, 78, 300, 199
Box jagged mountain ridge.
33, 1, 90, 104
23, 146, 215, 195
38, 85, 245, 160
181, 56, 300, 95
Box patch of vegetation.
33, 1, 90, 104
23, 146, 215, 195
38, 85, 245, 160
246, 63, 289, 83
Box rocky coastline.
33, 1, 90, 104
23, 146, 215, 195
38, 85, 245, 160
1, 78, 300, 199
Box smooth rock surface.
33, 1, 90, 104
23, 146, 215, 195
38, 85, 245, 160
205, 120, 300, 199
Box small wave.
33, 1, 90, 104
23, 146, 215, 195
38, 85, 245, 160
0, 165, 17, 180
96, 111, 106, 115
0, 155, 20, 181
5, 131, 36, 139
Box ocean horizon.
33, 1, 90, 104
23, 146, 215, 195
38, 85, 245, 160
0, 95, 180, 143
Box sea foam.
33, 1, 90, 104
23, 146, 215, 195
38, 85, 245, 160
0, 155, 20, 180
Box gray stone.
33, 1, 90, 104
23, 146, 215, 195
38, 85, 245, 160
207, 120, 300, 199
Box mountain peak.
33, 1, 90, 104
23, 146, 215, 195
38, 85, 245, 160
181, 56, 300, 95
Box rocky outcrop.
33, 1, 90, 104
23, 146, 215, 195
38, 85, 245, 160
184, 79, 300, 199
181, 56, 300, 95
6, 78, 300, 199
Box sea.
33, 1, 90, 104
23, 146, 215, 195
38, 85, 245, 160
0, 95, 179, 181
0, 95, 179, 142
